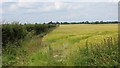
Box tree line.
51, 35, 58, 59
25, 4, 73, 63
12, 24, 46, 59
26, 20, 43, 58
48, 21, 119, 24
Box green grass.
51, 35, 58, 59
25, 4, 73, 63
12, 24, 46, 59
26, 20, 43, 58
2, 23, 57, 66
20, 24, 118, 66
69, 37, 118, 66
3, 24, 118, 66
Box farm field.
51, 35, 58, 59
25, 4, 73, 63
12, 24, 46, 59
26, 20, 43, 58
22, 24, 118, 66
2, 2, 119, 67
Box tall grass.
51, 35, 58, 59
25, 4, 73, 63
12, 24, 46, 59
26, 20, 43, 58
2, 22, 57, 66
28, 37, 118, 66
71, 36, 118, 66
26, 36, 118, 66
2, 24, 118, 66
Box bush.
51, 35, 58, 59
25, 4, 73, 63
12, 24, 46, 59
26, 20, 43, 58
2, 22, 58, 66
2, 22, 57, 47
2, 24, 28, 47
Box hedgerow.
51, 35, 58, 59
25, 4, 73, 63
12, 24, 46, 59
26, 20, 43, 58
2, 23, 57, 47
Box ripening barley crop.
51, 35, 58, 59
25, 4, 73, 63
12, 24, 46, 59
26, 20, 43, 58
25, 24, 118, 66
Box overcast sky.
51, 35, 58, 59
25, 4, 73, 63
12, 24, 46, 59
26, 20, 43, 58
0, 0, 119, 23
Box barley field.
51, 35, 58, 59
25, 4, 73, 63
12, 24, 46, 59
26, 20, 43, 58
19, 24, 118, 66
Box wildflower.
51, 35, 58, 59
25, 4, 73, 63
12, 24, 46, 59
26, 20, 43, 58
58, 59, 63, 62
16, 57, 19, 60
53, 55, 58, 58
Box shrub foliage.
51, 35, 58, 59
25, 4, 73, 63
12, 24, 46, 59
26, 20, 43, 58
2, 23, 57, 47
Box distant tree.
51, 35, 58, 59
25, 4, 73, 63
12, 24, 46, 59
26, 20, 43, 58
81, 22, 84, 24
48, 21, 53, 24
63, 22, 69, 24
56, 21, 60, 24
100, 21, 103, 24
94, 21, 99, 24
85, 21, 89, 24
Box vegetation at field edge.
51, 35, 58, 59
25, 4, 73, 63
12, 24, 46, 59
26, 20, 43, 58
2, 23, 118, 66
